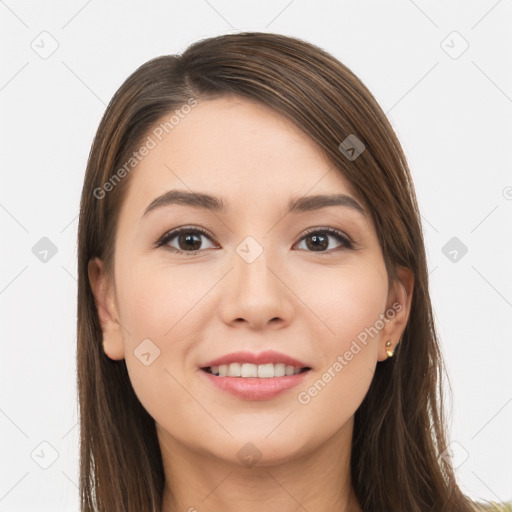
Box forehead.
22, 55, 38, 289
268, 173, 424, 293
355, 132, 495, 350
122, 96, 361, 216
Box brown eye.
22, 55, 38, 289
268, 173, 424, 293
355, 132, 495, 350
157, 227, 217, 254
296, 228, 353, 253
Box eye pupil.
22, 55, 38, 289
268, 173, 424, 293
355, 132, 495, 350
306, 233, 328, 251
179, 233, 202, 251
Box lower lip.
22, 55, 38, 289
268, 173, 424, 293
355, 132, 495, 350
200, 369, 311, 400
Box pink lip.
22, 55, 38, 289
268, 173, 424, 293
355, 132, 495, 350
200, 350, 311, 369
200, 368, 312, 400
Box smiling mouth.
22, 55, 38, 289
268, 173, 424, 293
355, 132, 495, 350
201, 363, 312, 378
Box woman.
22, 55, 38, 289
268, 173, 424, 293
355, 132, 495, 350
77, 32, 510, 511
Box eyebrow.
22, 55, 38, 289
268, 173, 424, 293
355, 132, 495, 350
142, 189, 366, 218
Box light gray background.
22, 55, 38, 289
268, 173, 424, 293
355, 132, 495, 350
1, 0, 511, 510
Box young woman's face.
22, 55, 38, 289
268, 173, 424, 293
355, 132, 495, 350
92, 96, 411, 468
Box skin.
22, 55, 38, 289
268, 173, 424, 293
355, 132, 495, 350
89, 96, 414, 512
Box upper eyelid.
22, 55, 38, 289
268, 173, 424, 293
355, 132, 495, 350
300, 226, 350, 239
159, 226, 217, 243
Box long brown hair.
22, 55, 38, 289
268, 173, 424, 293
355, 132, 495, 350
77, 31, 495, 511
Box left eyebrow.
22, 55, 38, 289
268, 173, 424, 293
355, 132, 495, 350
142, 190, 367, 218
287, 194, 366, 217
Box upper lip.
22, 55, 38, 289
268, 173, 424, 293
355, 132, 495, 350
200, 350, 311, 369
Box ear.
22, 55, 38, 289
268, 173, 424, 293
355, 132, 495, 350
88, 257, 125, 360
377, 265, 414, 362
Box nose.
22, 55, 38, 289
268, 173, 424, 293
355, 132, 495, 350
218, 246, 294, 330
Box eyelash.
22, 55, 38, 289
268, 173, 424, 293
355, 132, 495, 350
155, 225, 354, 256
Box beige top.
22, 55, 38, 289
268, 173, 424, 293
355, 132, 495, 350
474, 501, 512, 511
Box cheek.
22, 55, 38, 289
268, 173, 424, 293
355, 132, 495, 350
113, 264, 200, 433
292, 263, 386, 419
114, 261, 213, 414
116, 260, 209, 346
300, 261, 387, 346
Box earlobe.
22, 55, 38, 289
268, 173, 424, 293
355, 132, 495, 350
88, 257, 125, 360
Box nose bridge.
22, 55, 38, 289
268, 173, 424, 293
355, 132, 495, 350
234, 234, 279, 300
219, 233, 293, 328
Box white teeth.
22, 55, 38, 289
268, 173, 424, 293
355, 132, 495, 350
207, 363, 306, 378
227, 362, 241, 377
273, 364, 286, 377
257, 363, 274, 378
241, 363, 258, 377
285, 365, 295, 376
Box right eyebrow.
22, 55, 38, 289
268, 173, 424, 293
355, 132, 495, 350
142, 190, 226, 218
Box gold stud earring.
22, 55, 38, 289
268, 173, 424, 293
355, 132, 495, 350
385, 340, 394, 358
